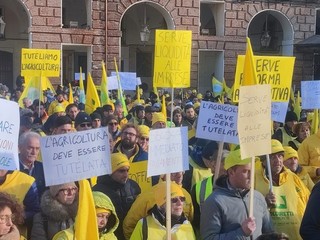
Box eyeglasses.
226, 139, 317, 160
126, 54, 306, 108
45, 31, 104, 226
58, 188, 78, 195
80, 123, 92, 128
108, 122, 118, 126
122, 131, 136, 137
140, 137, 149, 141
0, 214, 15, 224
171, 196, 186, 204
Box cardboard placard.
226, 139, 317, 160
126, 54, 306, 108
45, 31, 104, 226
40, 128, 111, 186
0, 99, 20, 170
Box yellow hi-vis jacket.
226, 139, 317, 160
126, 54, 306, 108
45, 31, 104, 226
255, 162, 310, 240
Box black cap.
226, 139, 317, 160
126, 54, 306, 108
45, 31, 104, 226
75, 112, 92, 127
145, 105, 156, 113
90, 112, 102, 120
285, 111, 298, 123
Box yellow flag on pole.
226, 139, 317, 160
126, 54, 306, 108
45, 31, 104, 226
161, 94, 167, 121
18, 76, 55, 108
68, 83, 74, 104
311, 109, 319, 134
114, 57, 128, 116
85, 73, 101, 114
100, 61, 110, 106
74, 179, 99, 240
79, 67, 86, 104
241, 37, 257, 86
293, 91, 301, 120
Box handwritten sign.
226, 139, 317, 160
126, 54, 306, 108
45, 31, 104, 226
40, 128, 111, 186
233, 56, 295, 102
196, 101, 239, 144
271, 102, 288, 123
21, 48, 61, 77
238, 84, 272, 158
301, 80, 320, 109
147, 127, 189, 177
0, 99, 19, 170
153, 30, 192, 88
111, 72, 138, 90
129, 161, 152, 193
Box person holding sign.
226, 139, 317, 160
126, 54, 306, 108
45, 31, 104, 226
200, 149, 273, 239
92, 153, 141, 240
255, 140, 309, 240
130, 181, 196, 240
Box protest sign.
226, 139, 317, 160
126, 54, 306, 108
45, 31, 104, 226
75, 73, 86, 81
238, 84, 272, 158
40, 128, 111, 186
301, 80, 320, 109
111, 72, 137, 90
271, 102, 288, 123
147, 127, 188, 177
196, 101, 239, 144
129, 161, 152, 193
233, 56, 295, 102
0, 99, 20, 171
21, 48, 61, 77
153, 30, 192, 88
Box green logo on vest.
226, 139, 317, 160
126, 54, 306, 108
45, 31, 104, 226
275, 195, 287, 209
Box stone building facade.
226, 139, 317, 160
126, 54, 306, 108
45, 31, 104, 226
0, 0, 318, 92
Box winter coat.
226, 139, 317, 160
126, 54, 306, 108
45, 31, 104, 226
31, 190, 78, 240
200, 175, 273, 239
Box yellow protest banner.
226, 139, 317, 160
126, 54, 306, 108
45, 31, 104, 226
233, 55, 295, 102
129, 161, 152, 193
21, 48, 60, 77
153, 30, 192, 88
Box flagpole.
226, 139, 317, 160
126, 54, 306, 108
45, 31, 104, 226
213, 141, 224, 187
39, 72, 42, 118
249, 156, 255, 217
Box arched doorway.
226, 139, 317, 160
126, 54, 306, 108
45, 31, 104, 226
120, 1, 175, 93
248, 10, 294, 56
0, 0, 29, 91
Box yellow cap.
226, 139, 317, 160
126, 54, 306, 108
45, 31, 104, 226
271, 139, 284, 154
54, 105, 65, 113
96, 207, 111, 215
193, 102, 201, 109
283, 146, 298, 161
138, 125, 150, 137
224, 149, 251, 170
152, 112, 166, 126
154, 182, 184, 207
111, 153, 130, 173
197, 93, 203, 99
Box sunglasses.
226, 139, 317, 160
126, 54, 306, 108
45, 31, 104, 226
108, 122, 118, 126
80, 123, 92, 127
140, 137, 149, 141
171, 196, 186, 203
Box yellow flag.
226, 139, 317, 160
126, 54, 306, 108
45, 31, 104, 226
212, 76, 223, 97
74, 179, 99, 240
79, 67, 86, 104
100, 61, 110, 106
68, 83, 74, 104
162, 94, 167, 121
311, 109, 319, 134
242, 37, 257, 86
114, 57, 128, 116
18, 76, 55, 108
85, 73, 101, 114
293, 91, 301, 120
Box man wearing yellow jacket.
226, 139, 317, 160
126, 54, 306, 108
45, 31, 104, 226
130, 182, 195, 240
255, 139, 310, 240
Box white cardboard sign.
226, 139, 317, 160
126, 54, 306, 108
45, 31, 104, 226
0, 99, 20, 170
147, 127, 189, 177
301, 80, 320, 109
196, 101, 239, 144
40, 128, 111, 186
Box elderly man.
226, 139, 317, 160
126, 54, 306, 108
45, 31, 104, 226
200, 149, 273, 239
19, 132, 46, 197
93, 153, 141, 240
255, 139, 310, 239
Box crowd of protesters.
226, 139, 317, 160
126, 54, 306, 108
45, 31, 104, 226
1, 80, 320, 240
